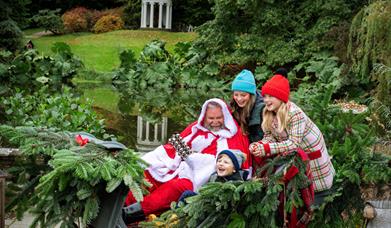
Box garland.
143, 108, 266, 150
141, 152, 311, 228
0, 125, 148, 227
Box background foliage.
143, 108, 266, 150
31, 9, 64, 35
195, 0, 366, 66
0, 87, 107, 137
0, 42, 83, 94
0, 125, 147, 227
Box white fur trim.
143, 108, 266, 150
179, 153, 216, 190
216, 137, 228, 153
195, 98, 237, 138
142, 146, 217, 190
141, 98, 239, 188
188, 133, 215, 152
142, 145, 182, 183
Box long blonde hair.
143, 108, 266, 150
261, 102, 289, 133
230, 95, 256, 134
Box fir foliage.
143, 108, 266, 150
0, 125, 147, 227
0, 19, 23, 52
141, 152, 309, 228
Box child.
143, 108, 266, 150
249, 74, 335, 195
209, 149, 248, 182
178, 149, 248, 203
230, 69, 265, 143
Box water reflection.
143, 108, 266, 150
136, 116, 167, 152
75, 82, 228, 151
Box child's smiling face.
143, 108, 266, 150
216, 154, 235, 177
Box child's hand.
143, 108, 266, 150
249, 142, 266, 157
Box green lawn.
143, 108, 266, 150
24, 29, 197, 72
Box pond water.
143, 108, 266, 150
75, 82, 228, 152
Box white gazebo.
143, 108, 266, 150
140, 0, 172, 30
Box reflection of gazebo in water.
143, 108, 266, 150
136, 116, 168, 152
140, 0, 172, 29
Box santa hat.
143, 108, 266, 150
217, 149, 245, 171
261, 75, 290, 103
195, 98, 237, 138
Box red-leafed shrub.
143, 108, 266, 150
89, 9, 105, 28
63, 7, 125, 33
62, 7, 91, 33
92, 15, 124, 33
90, 7, 124, 28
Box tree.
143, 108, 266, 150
31, 9, 64, 34
348, 0, 391, 137
194, 0, 367, 66
122, 0, 141, 29
0, 19, 23, 51
172, 0, 214, 31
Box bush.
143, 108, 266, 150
31, 9, 64, 35
90, 7, 124, 29
92, 15, 124, 33
1, 42, 83, 93
0, 19, 23, 51
62, 7, 90, 33
62, 7, 124, 33
0, 87, 106, 136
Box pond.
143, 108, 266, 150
75, 82, 228, 152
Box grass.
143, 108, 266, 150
24, 29, 197, 72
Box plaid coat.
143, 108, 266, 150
262, 102, 335, 192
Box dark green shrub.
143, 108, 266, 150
172, 0, 214, 31
122, 0, 141, 29
0, 19, 23, 51
0, 0, 31, 29
1, 42, 83, 92
0, 87, 106, 137
31, 9, 64, 35
92, 15, 124, 33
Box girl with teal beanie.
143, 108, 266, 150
230, 69, 265, 143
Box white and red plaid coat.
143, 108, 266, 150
262, 102, 335, 192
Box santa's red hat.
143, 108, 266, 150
261, 75, 290, 103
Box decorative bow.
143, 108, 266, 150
75, 134, 89, 146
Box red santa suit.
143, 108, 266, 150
125, 98, 251, 215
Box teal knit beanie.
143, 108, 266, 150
231, 69, 256, 95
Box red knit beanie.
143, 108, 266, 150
261, 75, 290, 103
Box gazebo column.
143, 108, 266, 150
158, 2, 163, 29
165, 3, 171, 29
168, 3, 172, 29
141, 1, 147, 28
149, 2, 155, 28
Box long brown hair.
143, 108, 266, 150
230, 95, 256, 134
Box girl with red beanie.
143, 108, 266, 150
249, 74, 335, 196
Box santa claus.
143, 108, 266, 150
123, 98, 251, 223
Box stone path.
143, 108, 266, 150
5, 213, 34, 228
